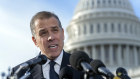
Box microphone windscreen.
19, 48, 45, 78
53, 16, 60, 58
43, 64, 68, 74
27, 55, 47, 66
116, 67, 128, 77
38, 55, 47, 65
59, 66, 73, 79
69, 51, 90, 71
90, 60, 105, 73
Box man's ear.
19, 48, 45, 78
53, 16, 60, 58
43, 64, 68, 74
32, 36, 38, 47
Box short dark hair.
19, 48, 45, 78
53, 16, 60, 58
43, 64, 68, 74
30, 11, 62, 36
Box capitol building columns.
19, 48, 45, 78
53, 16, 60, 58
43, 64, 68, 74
67, 43, 140, 68
68, 44, 140, 67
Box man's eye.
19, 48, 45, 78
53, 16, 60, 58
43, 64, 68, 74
53, 29, 58, 32
39, 31, 47, 36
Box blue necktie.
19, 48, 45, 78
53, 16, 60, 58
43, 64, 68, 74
49, 61, 59, 79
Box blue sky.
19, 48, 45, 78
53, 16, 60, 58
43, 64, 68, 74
0, 0, 140, 78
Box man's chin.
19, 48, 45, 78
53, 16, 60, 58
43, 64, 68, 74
48, 53, 59, 59
49, 55, 58, 60
45, 51, 61, 59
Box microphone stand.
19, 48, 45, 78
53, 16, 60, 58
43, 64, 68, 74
84, 72, 94, 79
9, 64, 31, 79
81, 62, 94, 79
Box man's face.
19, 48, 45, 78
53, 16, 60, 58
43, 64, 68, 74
32, 17, 64, 60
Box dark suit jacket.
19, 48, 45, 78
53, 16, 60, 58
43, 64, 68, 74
11, 51, 103, 79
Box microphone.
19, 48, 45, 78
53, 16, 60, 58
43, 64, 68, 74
15, 55, 47, 74
59, 66, 73, 79
21, 54, 47, 68
70, 51, 94, 79
90, 60, 114, 79
69, 51, 93, 73
116, 67, 131, 79
9, 55, 47, 79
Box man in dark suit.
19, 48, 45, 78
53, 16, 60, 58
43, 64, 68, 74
11, 11, 83, 79
11, 11, 103, 79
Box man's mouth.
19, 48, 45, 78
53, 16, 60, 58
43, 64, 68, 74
48, 44, 58, 48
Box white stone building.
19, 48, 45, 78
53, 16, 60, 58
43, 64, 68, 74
64, 0, 140, 78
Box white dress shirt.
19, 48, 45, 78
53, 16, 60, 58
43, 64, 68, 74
42, 51, 63, 79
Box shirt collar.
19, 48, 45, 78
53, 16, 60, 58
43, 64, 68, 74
42, 50, 63, 67
54, 50, 63, 66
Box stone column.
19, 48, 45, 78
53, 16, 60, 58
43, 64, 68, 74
117, 45, 122, 65
101, 45, 105, 63
125, 45, 130, 66
84, 46, 90, 56
109, 44, 113, 65
92, 45, 97, 59
134, 46, 138, 66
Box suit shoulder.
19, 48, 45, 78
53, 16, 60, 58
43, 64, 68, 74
63, 51, 71, 56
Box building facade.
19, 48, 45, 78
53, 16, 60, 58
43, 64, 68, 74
64, 0, 140, 78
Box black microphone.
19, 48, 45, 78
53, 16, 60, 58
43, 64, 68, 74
22, 54, 47, 68
15, 55, 47, 74
116, 67, 131, 79
69, 51, 93, 73
10, 55, 47, 79
59, 66, 73, 79
90, 60, 114, 79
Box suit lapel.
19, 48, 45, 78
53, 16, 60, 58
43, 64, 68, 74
60, 51, 70, 69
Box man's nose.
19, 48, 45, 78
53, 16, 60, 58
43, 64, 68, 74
48, 34, 54, 41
